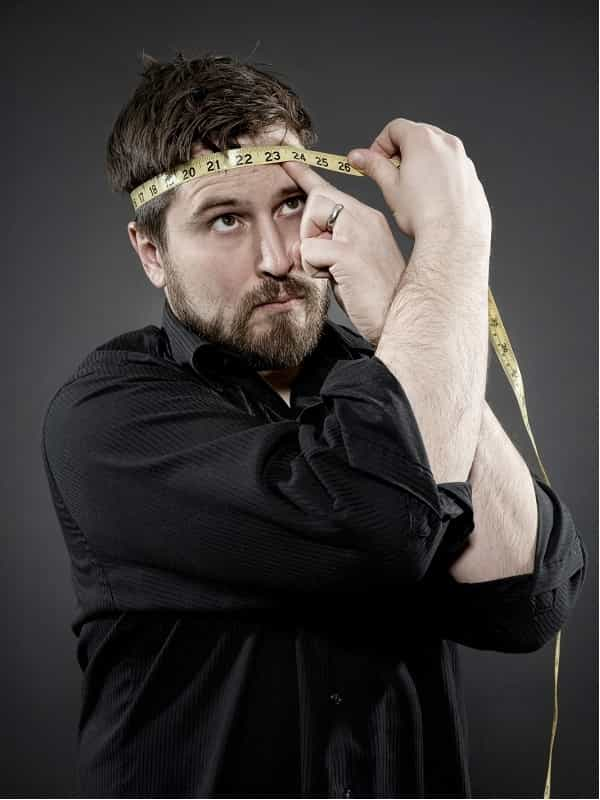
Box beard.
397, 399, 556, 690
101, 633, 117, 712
162, 255, 331, 372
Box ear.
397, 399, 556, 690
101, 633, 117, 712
127, 221, 167, 289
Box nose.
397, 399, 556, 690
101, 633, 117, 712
257, 217, 296, 278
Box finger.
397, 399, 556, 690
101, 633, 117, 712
301, 193, 354, 240
303, 262, 332, 279
280, 159, 336, 195
368, 140, 396, 159
370, 117, 419, 158
351, 117, 419, 163
301, 235, 347, 269
346, 148, 401, 201
291, 231, 328, 278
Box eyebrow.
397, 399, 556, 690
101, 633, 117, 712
185, 186, 304, 227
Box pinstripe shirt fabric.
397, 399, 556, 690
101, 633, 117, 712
41, 298, 587, 798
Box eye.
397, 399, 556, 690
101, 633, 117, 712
210, 213, 239, 232
280, 195, 306, 215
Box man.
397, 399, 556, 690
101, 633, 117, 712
41, 51, 586, 797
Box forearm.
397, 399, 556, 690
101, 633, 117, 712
449, 401, 538, 582
375, 226, 490, 483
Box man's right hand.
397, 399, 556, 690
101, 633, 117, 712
347, 118, 492, 242
281, 159, 407, 346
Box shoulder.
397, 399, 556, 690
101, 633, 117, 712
41, 322, 186, 426
62, 323, 180, 385
40, 322, 202, 465
93, 323, 171, 358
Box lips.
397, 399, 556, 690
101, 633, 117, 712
260, 293, 304, 306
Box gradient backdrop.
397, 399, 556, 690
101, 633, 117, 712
7, 1, 598, 796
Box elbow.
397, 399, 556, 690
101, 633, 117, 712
523, 566, 587, 652
489, 619, 562, 655
523, 538, 588, 652
439, 553, 587, 654
487, 566, 587, 654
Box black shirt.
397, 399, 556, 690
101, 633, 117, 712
41, 298, 586, 798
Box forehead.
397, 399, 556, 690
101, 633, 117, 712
172, 126, 304, 211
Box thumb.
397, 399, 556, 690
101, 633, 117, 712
347, 147, 401, 208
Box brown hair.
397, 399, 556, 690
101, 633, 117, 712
105, 50, 318, 254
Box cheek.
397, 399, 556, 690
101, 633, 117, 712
190, 258, 250, 310
169, 234, 255, 306
165, 244, 214, 301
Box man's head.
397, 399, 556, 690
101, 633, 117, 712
106, 51, 331, 372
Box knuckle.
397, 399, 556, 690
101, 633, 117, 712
415, 124, 438, 141
446, 134, 465, 151
385, 117, 413, 140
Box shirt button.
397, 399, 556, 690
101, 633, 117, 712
329, 692, 343, 704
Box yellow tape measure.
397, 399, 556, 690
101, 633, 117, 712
132, 146, 562, 797
130, 145, 401, 210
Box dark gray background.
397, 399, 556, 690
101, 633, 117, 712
7, 0, 598, 797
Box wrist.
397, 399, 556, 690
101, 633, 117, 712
415, 213, 492, 248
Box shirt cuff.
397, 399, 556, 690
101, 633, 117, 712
529, 473, 587, 594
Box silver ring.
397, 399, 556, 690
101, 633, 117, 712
326, 203, 344, 232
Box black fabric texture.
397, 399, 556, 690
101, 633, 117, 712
41, 298, 587, 797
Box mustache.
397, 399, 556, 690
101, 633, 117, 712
254, 279, 313, 307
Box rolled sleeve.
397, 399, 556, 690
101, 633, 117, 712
304, 355, 476, 580
429, 473, 587, 652
318, 355, 455, 510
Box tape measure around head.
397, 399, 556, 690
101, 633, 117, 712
130, 145, 401, 210
131, 147, 561, 797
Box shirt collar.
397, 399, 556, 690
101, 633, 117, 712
160, 297, 374, 377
